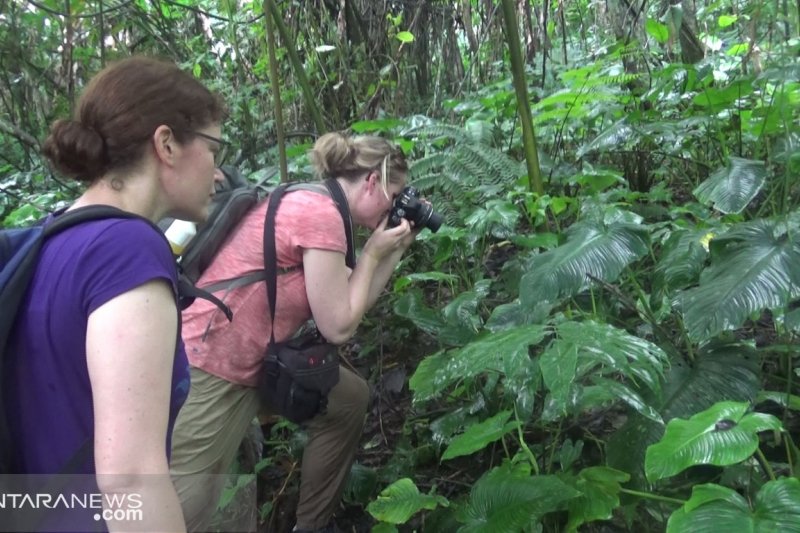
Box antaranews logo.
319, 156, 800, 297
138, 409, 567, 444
0, 491, 144, 523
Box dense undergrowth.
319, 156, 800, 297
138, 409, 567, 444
2, 1, 799, 531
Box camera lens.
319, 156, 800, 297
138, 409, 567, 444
420, 206, 442, 233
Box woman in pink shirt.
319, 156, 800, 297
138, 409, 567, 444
171, 132, 418, 532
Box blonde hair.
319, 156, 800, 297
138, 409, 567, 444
309, 132, 408, 198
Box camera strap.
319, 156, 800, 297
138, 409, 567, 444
323, 178, 356, 270
263, 181, 355, 346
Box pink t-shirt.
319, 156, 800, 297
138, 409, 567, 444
181, 189, 346, 386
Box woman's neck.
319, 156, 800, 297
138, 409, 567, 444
70, 171, 165, 222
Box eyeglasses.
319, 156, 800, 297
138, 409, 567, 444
193, 131, 230, 167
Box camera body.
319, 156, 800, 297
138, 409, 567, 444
387, 186, 443, 233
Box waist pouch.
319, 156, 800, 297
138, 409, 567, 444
259, 331, 340, 423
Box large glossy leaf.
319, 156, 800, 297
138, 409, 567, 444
645, 401, 783, 482
757, 390, 800, 411
654, 227, 714, 293
577, 118, 641, 157
485, 299, 552, 332
667, 479, 800, 533
409, 326, 547, 403
520, 221, 650, 306
441, 410, 517, 461
607, 341, 761, 488
367, 478, 449, 524
564, 467, 630, 532
694, 157, 767, 214
676, 220, 800, 342
539, 321, 668, 420
691, 79, 755, 109
393, 289, 481, 347
460, 466, 580, 532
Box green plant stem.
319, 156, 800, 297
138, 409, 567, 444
786, 349, 795, 425
514, 405, 539, 474
619, 488, 685, 505
755, 447, 777, 481
786, 437, 795, 477
263, 0, 287, 183
675, 315, 696, 363
546, 422, 562, 474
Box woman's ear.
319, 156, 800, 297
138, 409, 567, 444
152, 125, 176, 165
365, 170, 378, 194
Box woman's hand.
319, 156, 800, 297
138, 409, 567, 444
362, 216, 416, 262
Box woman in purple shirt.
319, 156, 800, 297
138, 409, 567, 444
3, 56, 225, 532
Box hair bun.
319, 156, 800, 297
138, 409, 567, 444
42, 119, 108, 183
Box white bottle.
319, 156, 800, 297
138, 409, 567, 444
164, 219, 197, 256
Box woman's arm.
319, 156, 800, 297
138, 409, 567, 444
86, 279, 186, 533
304, 219, 414, 344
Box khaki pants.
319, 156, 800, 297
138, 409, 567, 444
170, 366, 369, 532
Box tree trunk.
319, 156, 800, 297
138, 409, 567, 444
264, 0, 287, 183
266, 0, 327, 133
500, 0, 544, 195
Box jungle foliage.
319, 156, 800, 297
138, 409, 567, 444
1, 0, 799, 531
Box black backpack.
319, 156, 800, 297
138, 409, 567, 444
167, 167, 355, 304
159, 165, 278, 319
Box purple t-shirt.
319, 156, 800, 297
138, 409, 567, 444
4, 217, 190, 475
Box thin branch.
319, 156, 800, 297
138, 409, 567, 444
27, 0, 134, 18
0, 118, 39, 150
161, 0, 264, 24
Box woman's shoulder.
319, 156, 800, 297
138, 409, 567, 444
48, 216, 176, 276
76, 217, 172, 256
279, 188, 339, 221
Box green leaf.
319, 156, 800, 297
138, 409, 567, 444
558, 439, 584, 472
343, 463, 377, 504
485, 299, 552, 331
520, 221, 650, 306
395, 30, 415, 43
408, 351, 447, 402
676, 219, 800, 342
756, 390, 800, 411
692, 79, 755, 109
718, 14, 738, 28
441, 410, 516, 461
726, 42, 750, 56
694, 157, 767, 214
350, 118, 405, 133
578, 119, 641, 157
367, 478, 448, 524
607, 341, 761, 488
370, 523, 398, 533
541, 321, 668, 411
646, 19, 670, 44
393, 290, 447, 339
460, 467, 580, 532
667, 479, 800, 533
540, 339, 578, 417
591, 377, 663, 423
645, 401, 783, 482
564, 467, 630, 532
409, 326, 548, 403
393, 271, 459, 292
3, 203, 45, 227
654, 228, 714, 293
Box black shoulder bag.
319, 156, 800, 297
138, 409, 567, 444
258, 179, 355, 423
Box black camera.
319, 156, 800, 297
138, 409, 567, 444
387, 186, 442, 233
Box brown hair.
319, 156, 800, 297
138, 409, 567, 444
309, 132, 408, 193
42, 56, 226, 183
